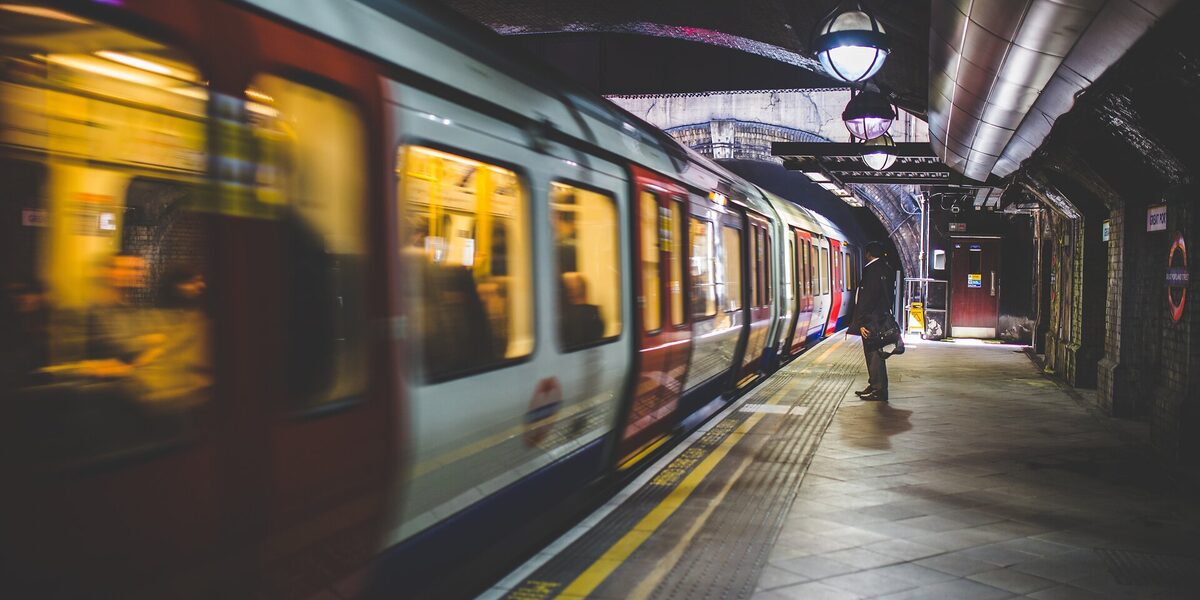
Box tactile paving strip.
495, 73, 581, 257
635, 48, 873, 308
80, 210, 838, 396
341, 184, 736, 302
644, 345, 861, 600
502, 336, 863, 599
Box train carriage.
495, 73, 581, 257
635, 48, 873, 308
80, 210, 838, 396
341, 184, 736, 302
0, 1, 865, 597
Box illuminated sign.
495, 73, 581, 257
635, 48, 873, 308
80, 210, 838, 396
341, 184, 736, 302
708, 191, 727, 206
1147, 204, 1168, 232
1167, 231, 1188, 323
949, 222, 966, 233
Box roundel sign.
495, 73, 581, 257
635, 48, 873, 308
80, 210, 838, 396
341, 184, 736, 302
523, 377, 562, 447
1167, 231, 1189, 323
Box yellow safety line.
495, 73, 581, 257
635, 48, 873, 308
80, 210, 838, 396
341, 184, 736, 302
628, 337, 850, 598
555, 335, 850, 598
557, 411, 768, 598
628, 438, 758, 600
617, 434, 671, 471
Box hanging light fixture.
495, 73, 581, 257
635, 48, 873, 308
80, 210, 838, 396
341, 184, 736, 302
813, 1, 890, 83
842, 88, 896, 140
861, 132, 897, 170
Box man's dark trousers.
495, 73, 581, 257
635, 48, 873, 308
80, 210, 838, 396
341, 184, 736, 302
864, 343, 887, 397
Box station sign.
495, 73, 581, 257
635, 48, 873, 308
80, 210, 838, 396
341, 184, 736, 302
1101, 219, 1110, 242
1167, 231, 1188, 322
1147, 204, 1168, 232
21, 208, 47, 227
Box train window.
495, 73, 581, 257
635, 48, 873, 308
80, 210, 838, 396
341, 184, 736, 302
820, 245, 830, 294
844, 252, 852, 291
639, 191, 661, 332
0, 9, 212, 466
721, 225, 742, 311
748, 227, 759, 307
689, 218, 717, 318
551, 182, 621, 350
786, 238, 796, 307
796, 239, 806, 296
668, 201, 685, 326
399, 146, 533, 380
806, 238, 816, 295
809, 242, 819, 296
758, 228, 768, 307
251, 75, 368, 407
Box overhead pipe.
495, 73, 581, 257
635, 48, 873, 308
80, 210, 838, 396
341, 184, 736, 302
927, 0, 1178, 182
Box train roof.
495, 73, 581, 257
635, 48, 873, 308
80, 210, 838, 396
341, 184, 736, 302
242, 0, 784, 203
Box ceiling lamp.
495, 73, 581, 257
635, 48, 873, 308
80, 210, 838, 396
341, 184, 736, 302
813, 1, 890, 83
861, 133, 896, 170
842, 89, 896, 140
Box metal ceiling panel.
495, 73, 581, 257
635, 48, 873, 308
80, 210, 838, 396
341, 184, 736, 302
1013, 0, 1096, 57
929, 0, 1178, 181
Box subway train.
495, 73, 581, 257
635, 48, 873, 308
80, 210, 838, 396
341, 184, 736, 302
0, 0, 861, 597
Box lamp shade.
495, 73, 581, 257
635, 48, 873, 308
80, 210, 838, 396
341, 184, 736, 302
842, 89, 896, 140
861, 133, 897, 170
814, 4, 890, 83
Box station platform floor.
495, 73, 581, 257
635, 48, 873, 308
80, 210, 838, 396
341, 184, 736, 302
480, 334, 1200, 600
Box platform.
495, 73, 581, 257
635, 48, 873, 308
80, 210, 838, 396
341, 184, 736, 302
481, 336, 1200, 600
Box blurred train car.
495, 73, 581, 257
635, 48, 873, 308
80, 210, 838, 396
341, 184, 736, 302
0, 1, 858, 598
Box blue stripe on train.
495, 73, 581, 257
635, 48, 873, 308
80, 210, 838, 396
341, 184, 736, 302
368, 438, 607, 594
834, 314, 848, 331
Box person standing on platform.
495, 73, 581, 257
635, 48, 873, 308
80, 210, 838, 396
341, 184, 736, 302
850, 241, 893, 402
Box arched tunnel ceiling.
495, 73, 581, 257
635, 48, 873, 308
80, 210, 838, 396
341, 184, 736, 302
434, 0, 930, 116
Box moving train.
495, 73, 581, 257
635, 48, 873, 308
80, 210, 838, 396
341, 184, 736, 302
0, 0, 861, 597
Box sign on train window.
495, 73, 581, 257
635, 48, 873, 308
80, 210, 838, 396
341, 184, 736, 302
551, 182, 621, 350
0, 7, 212, 466
399, 147, 533, 379
721, 226, 742, 311
249, 75, 368, 408
639, 192, 662, 332
689, 218, 717, 318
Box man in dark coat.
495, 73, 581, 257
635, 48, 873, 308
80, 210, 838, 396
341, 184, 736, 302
850, 241, 894, 402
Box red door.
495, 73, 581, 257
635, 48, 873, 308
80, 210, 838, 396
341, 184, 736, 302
949, 238, 1001, 338
825, 239, 843, 335
619, 167, 692, 464
174, 6, 398, 595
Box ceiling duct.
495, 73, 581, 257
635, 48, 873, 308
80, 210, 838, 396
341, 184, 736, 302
928, 0, 1178, 182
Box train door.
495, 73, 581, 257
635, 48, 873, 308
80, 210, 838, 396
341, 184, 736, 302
776, 230, 796, 359
228, 10, 397, 596
787, 229, 815, 354
807, 235, 824, 344
824, 239, 843, 335
619, 167, 692, 464
738, 212, 772, 383
0, 6, 233, 595
949, 237, 1001, 338
681, 194, 741, 398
